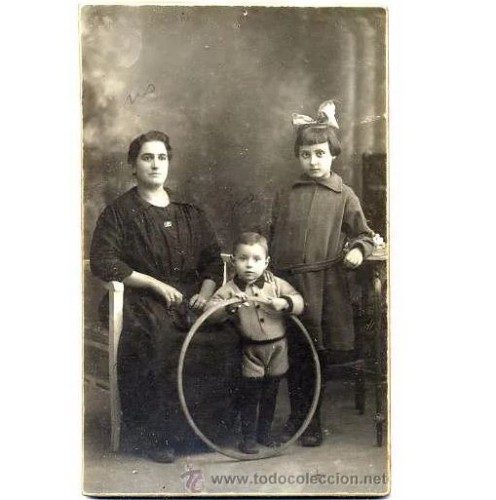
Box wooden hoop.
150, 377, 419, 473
177, 297, 321, 461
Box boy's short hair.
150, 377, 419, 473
128, 130, 173, 165
233, 232, 269, 257
294, 125, 342, 157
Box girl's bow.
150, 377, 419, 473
292, 100, 339, 129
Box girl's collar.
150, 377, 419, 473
295, 172, 343, 192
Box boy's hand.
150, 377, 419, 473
225, 293, 250, 314
234, 292, 249, 302
344, 248, 364, 269
267, 297, 289, 311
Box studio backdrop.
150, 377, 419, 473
82, 6, 386, 252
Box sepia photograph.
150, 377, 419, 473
81, 4, 389, 496
6, 2, 496, 500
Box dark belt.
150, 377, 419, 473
242, 335, 286, 346
276, 255, 343, 274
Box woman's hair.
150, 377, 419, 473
127, 130, 173, 165
294, 125, 342, 158
233, 232, 269, 257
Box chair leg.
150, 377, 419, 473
110, 404, 121, 452
107, 281, 124, 452
109, 349, 121, 452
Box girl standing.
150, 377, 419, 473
270, 101, 374, 446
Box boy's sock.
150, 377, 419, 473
239, 377, 263, 453
257, 377, 281, 446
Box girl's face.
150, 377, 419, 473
298, 142, 334, 180
233, 243, 269, 284
133, 140, 169, 188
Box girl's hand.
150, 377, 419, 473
267, 297, 289, 311
153, 281, 184, 308
189, 294, 208, 311
344, 248, 364, 269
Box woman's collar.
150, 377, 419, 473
131, 185, 183, 207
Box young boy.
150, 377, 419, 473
270, 100, 375, 447
205, 232, 304, 454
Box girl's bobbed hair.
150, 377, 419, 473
127, 130, 173, 165
294, 125, 342, 158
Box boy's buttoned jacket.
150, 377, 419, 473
205, 273, 304, 342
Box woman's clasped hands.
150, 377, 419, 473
152, 280, 208, 312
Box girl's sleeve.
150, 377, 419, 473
196, 208, 224, 286
89, 206, 133, 283
343, 190, 375, 259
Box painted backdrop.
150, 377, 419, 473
82, 6, 386, 252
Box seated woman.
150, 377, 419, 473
90, 130, 223, 463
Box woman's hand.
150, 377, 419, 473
344, 247, 364, 269
189, 294, 208, 311
152, 281, 184, 308
123, 271, 183, 307
188, 278, 218, 311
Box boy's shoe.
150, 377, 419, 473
239, 438, 259, 454
300, 424, 323, 447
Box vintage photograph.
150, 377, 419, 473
81, 4, 388, 496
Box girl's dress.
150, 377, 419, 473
270, 171, 375, 437
271, 172, 374, 352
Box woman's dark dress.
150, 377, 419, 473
90, 187, 222, 447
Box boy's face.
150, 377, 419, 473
298, 142, 334, 180
233, 243, 269, 284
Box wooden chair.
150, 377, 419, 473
84, 256, 232, 452
83, 260, 123, 452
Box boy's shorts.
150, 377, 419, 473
241, 337, 288, 378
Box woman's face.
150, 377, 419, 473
133, 140, 169, 188
298, 142, 334, 180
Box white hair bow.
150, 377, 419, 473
292, 100, 339, 129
